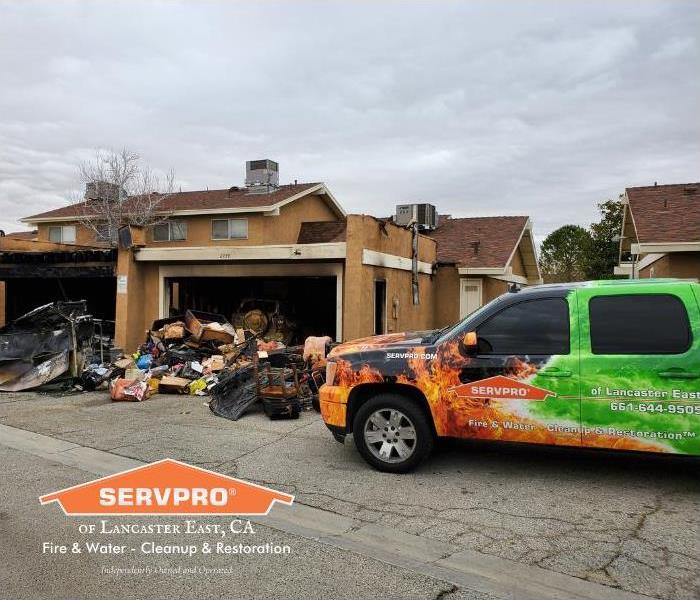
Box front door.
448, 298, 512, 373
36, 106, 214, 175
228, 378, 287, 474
578, 285, 700, 455
459, 278, 483, 319
443, 294, 581, 446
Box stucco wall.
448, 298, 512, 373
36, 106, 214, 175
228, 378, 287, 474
342, 215, 437, 340
483, 277, 509, 303
36, 222, 108, 247
433, 266, 460, 327
511, 247, 526, 277
432, 267, 511, 330
144, 194, 338, 246
638, 252, 700, 279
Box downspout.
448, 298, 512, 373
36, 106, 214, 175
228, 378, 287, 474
412, 223, 419, 305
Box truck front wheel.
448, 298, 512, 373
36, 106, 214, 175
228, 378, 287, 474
352, 394, 434, 473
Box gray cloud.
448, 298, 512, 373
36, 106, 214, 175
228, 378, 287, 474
0, 0, 698, 239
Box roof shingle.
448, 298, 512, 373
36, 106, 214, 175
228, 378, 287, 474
427, 216, 528, 268
23, 183, 321, 222
296, 221, 346, 244
627, 183, 700, 244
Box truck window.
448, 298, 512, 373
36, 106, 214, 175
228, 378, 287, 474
589, 294, 691, 355
476, 298, 570, 355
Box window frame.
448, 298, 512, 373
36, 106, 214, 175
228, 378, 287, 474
211, 218, 248, 240
48, 225, 76, 244
152, 220, 187, 242
476, 297, 571, 356
588, 293, 692, 356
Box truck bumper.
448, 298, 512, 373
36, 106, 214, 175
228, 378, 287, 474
319, 384, 348, 442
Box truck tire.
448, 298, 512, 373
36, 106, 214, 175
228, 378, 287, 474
352, 393, 434, 473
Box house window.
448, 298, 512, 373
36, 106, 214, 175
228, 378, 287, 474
153, 221, 187, 242
95, 224, 116, 243
48, 225, 76, 244
211, 218, 248, 240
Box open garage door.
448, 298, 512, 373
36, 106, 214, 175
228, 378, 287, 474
166, 276, 337, 344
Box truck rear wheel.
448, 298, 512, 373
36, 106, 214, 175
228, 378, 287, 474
352, 393, 434, 473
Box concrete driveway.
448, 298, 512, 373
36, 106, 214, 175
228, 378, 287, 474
0, 390, 697, 600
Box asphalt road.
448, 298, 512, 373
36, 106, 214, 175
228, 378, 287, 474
0, 390, 698, 600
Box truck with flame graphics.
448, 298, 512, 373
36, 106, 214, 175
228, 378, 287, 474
319, 279, 700, 472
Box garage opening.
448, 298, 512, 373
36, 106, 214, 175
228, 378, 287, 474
166, 276, 337, 344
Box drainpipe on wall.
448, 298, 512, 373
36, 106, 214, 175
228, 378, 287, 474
412, 223, 419, 305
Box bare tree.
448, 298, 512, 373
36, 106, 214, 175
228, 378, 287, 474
72, 148, 175, 246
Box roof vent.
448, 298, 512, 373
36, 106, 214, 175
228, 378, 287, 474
393, 203, 438, 230
245, 159, 279, 194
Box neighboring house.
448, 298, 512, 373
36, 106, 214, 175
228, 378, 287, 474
615, 183, 700, 280
428, 216, 542, 325
13, 159, 540, 350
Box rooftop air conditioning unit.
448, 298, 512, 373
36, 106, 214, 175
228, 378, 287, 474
394, 203, 438, 230
245, 159, 279, 193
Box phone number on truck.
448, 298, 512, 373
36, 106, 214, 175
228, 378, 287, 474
610, 402, 700, 415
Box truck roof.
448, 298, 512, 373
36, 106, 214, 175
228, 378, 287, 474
515, 278, 698, 295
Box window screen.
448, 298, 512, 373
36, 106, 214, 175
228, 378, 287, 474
48, 226, 62, 243
62, 226, 76, 243
589, 294, 691, 354
170, 221, 187, 241
153, 223, 169, 241
477, 298, 570, 355
228, 219, 247, 239
211, 219, 229, 240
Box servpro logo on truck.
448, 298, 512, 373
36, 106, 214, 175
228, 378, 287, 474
40, 458, 293, 515
451, 376, 556, 401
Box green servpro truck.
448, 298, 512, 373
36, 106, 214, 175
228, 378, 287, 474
320, 279, 700, 472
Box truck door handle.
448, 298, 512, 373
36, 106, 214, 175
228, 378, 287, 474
539, 368, 572, 378
658, 370, 700, 379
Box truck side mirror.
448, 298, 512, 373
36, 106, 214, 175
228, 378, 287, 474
462, 331, 478, 353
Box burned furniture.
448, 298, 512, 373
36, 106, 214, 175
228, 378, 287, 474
257, 362, 302, 419
232, 298, 296, 345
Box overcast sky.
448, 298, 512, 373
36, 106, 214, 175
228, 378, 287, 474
1, 1, 698, 239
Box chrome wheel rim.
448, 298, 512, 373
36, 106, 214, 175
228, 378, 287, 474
363, 408, 417, 463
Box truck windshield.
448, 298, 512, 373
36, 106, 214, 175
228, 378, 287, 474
429, 297, 500, 344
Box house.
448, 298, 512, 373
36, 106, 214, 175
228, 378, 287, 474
0, 230, 116, 327
615, 183, 700, 279
428, 216, 541, 325
13, 159, 539, 350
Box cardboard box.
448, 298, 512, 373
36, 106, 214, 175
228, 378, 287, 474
159, 376, 191, 394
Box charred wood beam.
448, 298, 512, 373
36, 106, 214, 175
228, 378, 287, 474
0, 265, 115, 278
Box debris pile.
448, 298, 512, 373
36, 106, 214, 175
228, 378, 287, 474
0, 301, 94, 392
0, 301, 332, 422
104, 309, 331, 420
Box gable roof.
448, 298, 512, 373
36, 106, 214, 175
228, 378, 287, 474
626, 183, 700, 244
428, 216, 529, 268
297, 221, 346, 244
22, 182, 345, 223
